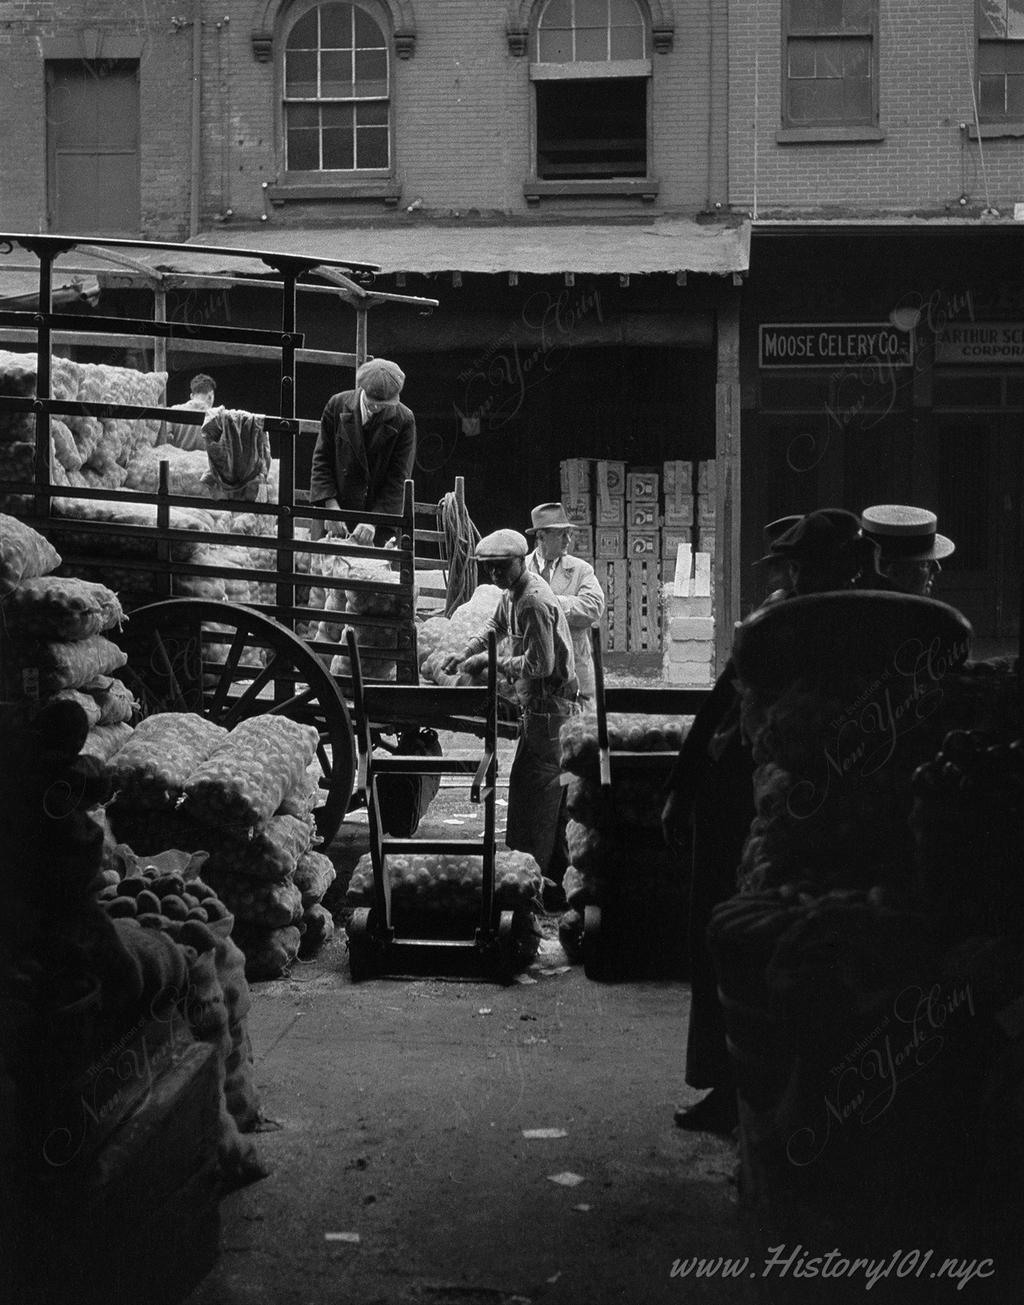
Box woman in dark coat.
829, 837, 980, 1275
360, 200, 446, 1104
663, 509, 882, 1133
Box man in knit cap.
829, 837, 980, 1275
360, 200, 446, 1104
310, 357, 415, 544
442, 529, 581, 900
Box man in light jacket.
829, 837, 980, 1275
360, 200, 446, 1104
524, 502, 605, 701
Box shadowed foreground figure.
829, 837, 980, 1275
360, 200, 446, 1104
663, 509, 883, 1134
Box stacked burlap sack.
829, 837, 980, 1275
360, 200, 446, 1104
345, 848, 544, 966
104, 712, 335, 978
0, 513, 139, 752
556, 712, 693, 975
0, 697, 264, 1191
0, 350, 166, 510
309, 546, 408, 681
417, 583, 504, 686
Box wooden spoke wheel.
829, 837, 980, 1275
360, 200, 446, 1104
115, 599, 355, 845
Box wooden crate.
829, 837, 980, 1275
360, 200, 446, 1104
628, 557, 662, 650
663, 459, 693, 499
664, 494, 694, 528
596, 459, 626, 498
627, 500, 658, 529
598, 559, 629, 651
596, 526, 625, 557
571, 524, 594, 558
595, 496, 625, 526
626, 529, 658, 557
697, 459, 718, 492
627, 470, 660, 502
560, 457, 593, 499
662, 527, 692, 559
563, 497, 592, 524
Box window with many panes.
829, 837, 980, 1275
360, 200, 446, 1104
283, 1, 389, 173
783, 0, 876, 128
978, 0, 1024, 121
531, 0, 650, 180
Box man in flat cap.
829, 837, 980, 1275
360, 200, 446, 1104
442, 529, 581, 897
525, 502, 605, 701
860, 504, 955, 597
310, 357, 416, 545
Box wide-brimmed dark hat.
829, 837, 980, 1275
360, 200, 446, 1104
769, 508, 862, 560
754, 514, 803, 566
527, 502, 574, 533
476, 529, 528, 559
861, 504, 955, 562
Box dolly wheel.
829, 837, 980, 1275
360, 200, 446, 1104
582, 904, 605, 981
346, 908, 376, 982
496, 909, 516, 985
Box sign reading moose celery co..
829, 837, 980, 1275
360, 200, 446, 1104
759, 323, 914, 369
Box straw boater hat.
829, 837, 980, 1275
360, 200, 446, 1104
526, 502, 574, 533
860, 505, 955, 562
355, 357, 405, 399
475, 529, 528, 559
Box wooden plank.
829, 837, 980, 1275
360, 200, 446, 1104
598, 558, 628, 652
693, 551, 712, 597
673, 542, 692, 596
627, 557, 662, 651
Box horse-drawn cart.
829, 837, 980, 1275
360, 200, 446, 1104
0, 232, 505, 847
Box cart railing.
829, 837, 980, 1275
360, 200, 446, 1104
0, 231, 443, 687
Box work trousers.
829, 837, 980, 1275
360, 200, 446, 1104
505, 695, 582, 877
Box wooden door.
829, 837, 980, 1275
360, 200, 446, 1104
933, 415, 1022, 641
46, 60, 140, 235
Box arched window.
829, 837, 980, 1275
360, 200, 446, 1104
283, 2, 390, 173
535, 0, 647, 63
530, 0, 651, 181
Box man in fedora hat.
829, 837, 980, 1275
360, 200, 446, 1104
860, 504, 955, 597
754, 513, 802, 604
310, 357, 416, 545
442, 529, 581, 895
525, 502, 605, 701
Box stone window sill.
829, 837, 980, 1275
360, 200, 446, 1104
968, 121, 1024, 139
524, 177, 660, 204
776, 126, 884, 143
265, 180, 401, 206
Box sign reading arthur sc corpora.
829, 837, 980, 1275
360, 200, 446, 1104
759, 324, 914, 369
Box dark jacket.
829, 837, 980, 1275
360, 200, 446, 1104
309, 389, 416, 518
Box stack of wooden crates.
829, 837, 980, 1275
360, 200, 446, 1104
559, 458, 718, 657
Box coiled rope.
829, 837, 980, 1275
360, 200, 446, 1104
438, 486, 480, 617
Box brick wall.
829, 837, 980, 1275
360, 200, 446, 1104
729, 0, 1024, 215
0, 1, 731, 238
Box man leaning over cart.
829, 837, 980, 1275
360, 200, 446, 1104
442, 529, 582, 907
309, 357, 416, 546
525, 502, 605, 702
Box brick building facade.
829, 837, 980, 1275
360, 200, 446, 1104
727, 1, 1024, 644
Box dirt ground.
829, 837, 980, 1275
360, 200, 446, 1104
184, 732, 761, 1305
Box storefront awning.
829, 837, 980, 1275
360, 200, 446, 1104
185, 218, 751, 278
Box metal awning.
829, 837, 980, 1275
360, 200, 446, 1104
184, 218, 751, 278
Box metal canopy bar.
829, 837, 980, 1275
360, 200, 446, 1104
1, 231, 381, 275
0, 309, 301, 349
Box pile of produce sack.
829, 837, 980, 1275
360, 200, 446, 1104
345, 849, 544, 965
555, 711, 692, 973
105, 713, 335, 979
0, 515, 139, 750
